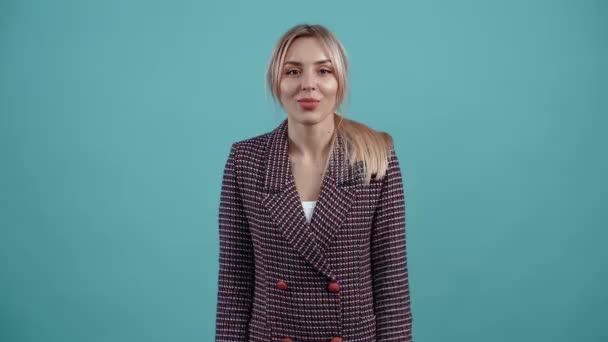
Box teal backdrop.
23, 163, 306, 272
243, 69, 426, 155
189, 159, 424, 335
1, 0, 606, 341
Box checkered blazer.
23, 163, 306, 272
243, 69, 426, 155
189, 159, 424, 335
215, 119, 413, 341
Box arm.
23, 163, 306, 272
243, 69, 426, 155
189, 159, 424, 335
371, 146, 414, 341
215, 143, 255, 341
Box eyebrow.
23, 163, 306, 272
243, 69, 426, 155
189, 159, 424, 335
284, 59, 332, 66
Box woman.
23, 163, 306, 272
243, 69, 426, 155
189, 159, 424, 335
215, 24, 413, 342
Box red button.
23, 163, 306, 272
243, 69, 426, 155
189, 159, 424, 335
328, 281, 340, 293
282, 337, 293, 342
277, 280, 288, 290
330, 337, 343, 342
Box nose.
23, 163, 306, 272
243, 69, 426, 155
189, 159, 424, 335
300, 69, 316, 91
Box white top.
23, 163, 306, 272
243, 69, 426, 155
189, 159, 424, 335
301, 200, 318, 223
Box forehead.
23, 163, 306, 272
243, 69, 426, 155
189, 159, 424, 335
284, 37, 331, 64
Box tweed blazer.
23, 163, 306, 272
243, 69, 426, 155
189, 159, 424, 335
215, 119, 413, 342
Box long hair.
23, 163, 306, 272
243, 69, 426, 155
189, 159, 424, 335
265, 23, 393, 184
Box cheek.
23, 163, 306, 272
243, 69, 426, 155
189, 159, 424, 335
279, 81, 297, 102
279, 79, 297, 92
321, 79, 339, 98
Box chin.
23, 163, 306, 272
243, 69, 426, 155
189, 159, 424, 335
290, 109, 333, 125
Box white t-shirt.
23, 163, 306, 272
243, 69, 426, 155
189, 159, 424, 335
301, 200, 318, 223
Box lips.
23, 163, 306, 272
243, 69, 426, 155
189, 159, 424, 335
298, 100, 319, 110
298, 99, 320, 110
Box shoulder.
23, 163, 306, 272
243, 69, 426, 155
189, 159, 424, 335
231, 131, 271, 156
232, 130, 272, 153
225, 129, 274, 169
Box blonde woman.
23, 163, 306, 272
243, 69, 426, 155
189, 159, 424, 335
215, 23, 413, 342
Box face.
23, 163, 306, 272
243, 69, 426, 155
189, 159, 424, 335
279, 37, 339, 126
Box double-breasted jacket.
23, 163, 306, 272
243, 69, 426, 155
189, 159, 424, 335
215, 119, 413, 341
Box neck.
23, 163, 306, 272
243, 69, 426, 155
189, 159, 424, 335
287, 112, 337, 161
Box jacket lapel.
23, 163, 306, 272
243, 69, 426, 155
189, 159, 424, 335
261, 118, 363, 280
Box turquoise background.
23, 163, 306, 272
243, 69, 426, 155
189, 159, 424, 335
1, 0, 606, 341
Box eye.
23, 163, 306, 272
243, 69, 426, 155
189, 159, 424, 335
320, 69, 333, 74
286, 69, 299, 75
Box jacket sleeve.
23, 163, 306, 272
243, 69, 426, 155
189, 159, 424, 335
215, 143, 255, 341
371, 146, 414, 341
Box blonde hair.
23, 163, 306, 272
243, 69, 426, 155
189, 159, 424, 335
265, 23, 394, 184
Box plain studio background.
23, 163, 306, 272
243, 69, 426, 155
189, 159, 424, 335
0, 0, 606, 341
